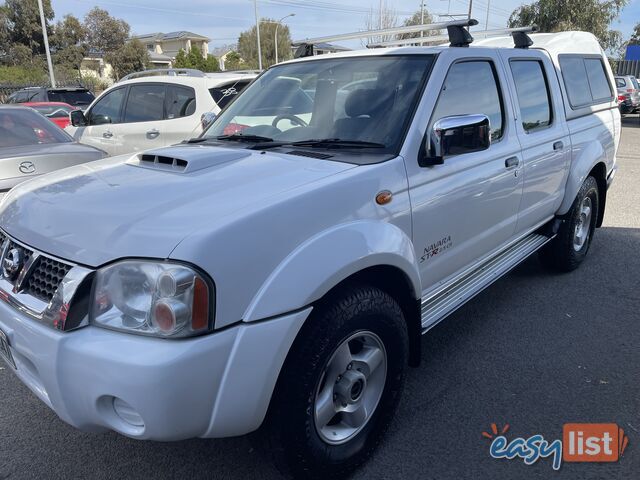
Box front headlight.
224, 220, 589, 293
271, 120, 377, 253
90, 260, 213, 338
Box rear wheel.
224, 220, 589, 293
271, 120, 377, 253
540, 175, 599, 272
263, 284, 408, 479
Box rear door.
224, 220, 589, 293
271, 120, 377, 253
499, 50, 571, 233
118, 83, 168, 154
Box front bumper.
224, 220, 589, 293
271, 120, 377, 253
0, 300, 310, 440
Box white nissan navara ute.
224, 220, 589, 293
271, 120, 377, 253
0, 24, 620, 479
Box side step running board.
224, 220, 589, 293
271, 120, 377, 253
421, 233, 552, 333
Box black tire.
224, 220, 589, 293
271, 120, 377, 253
539, 175, 599, 272
262, 284, 408, 479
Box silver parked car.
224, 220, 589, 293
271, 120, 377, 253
0, 106, 106, 198
615, 75, 640, 111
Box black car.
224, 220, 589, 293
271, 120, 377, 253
6, 87, 95, 108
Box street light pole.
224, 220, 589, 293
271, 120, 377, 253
274, 13, 295, 65
254, 0, 263, 70
484, 0, 491, 29
37, 0, 55, 87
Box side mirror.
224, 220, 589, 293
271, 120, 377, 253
201, 112, 217, 130
420, 114, 490, 167
70, 109, 88, 127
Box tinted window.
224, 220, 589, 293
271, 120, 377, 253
616, 78, 626, 88
166, 85, 196, 119
123, 84, 165, 122
560, 56, 613, 108
584, 58, 612, 101
47, 89, 95, 107
559, 57, 592, 107
209, 80, 251, 109
432, 60, 504, 141
90, 87, 126, 124
510, 60, 552, 132
0, 108, 72, 147
631, 77, 640, 89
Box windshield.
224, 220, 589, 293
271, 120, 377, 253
0, 108, 73, 148
47, 89, 95, 106
631, 77, 640, 90
203, 55, 434, 153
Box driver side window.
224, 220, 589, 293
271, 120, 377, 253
431, 60, 504, 142
89, 87, 126, 125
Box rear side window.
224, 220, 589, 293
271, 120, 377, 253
584, 59, 612, 101
632, 77, 640, 89
510, 60, 552, 132
47, 89, 95, 106
559, 55, 613, 108
209, 80, 251, 110
431, 60, 504, 141
616, 78, 626, 88
124, 84, 166, 122
165, 85, 196, 119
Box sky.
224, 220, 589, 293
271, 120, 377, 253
50, 0, 640, 51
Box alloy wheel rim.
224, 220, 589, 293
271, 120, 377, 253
313, 330, 387, 445
573, 196, 593, 252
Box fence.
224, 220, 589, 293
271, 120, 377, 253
617, 60, 640, 78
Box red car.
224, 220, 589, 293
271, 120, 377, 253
22, 102, 75, 129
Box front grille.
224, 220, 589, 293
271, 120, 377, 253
24, 257, 73, 303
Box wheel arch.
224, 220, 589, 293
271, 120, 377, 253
588, 162, 607, 227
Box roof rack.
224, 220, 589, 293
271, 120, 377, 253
367, 25, 539, 49
119, 68, 207, 82
293, 19, 479, 57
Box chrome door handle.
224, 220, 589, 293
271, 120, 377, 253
102, 131, 113, 138
553, 141, 564, 151
146, 129, 160, 139
505, 156, 520, 169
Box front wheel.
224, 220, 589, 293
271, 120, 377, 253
540, 175, 599, 272
263, 285, 408, 479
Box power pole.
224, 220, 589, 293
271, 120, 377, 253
467, 0, 473, 20
37, 0, 55, 88
379, 0, 383, 29
254, 0, 263, 70
420, 1, 425, 39
484, 0, 491, 29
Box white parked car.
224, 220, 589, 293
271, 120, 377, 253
65, 69, 257, 156
0, 23, 620, 479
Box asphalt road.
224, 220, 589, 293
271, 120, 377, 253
1, 121, 639, 480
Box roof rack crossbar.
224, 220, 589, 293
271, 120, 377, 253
119, 68, 207, 82
293, 19, 479, 48
367, 25, 538, 48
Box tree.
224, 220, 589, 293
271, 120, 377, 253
105, 39, 149, 80
508, 0, 627, 52
173, 45, 220, 72
363, 1, 397, 45
238, 20, 292, 69
223, 51, 249, 71
52, 15, 87, 73
2, 0, 54, 56
627, 23, 640, 46
84, 7, 129, 54
397, 8, 440, 41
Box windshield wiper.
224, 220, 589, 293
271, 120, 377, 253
250, 138, 386, 150
216, 133, 274, 143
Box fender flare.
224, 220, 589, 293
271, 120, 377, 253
557, 141, 605, 216
243, 221, 422, 322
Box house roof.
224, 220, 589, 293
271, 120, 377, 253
133, 31, 211, 42
149, 52, 173, 62
314, 42, 350, 52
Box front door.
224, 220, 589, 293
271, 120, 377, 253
405, 52, 524, 294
